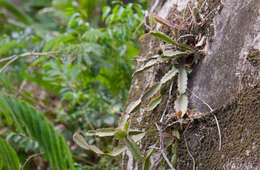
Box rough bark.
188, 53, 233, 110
122, 0, 260, 169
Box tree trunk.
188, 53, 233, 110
121, 0, 260, 169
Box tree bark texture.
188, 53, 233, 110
121, 0, 260, 169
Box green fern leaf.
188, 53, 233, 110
0, 96, 75, 170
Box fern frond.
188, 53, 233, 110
0, 95, 75, 170
0, 137, 20, 170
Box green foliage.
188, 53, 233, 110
0, 0, 146, 168
0, 137, 20, 170
0, 95, 75, 170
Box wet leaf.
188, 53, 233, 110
148, 95, 162, 111
177, 67, 188, 94
174, 94, 188, 117
124, 136, 143, 162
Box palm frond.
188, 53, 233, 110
0, 95, 75, 170
0, 137, 20, 170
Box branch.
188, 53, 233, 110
0, 52, 57, 73
155, 123, 176, 170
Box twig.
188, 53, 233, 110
0, 55, 17, 63
155, 123, 176, 170
184, 122, 196, 170
0, 52, 57, 73
187, 88, 222, 151
22, 152, 43, 170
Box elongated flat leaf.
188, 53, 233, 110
150, 31, 178, 46
118, 114, 129, 130
107, 146, 126, 156
171, 142, 178, 167
73, 133, 104, 155
115, 129, 127, 140
174, 94, 188, 117
160, 66, 178, 85
154, 15, 174, 28
0, 96, 75, 170
171, 153, 178, 168
173, 130, 180, 140
125, 98, 141, 115
128, 129, 145, 136
0, 138, 20, 170
134, 59, 159, 75
177, 67, 188, 94
74, 133, 126, 157
142, 149, 154, 170
148, 96, 162, 111
131, 132, 145, 142
163, 50, 188, 58
86, 128, 116, 137
142, 82, 161, 101
139, 33, 150, 41
124, 136, 143, 162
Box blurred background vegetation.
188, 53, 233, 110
0, 0, 147, 169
